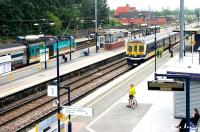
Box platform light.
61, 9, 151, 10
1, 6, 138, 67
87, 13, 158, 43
25, 35, 40, 40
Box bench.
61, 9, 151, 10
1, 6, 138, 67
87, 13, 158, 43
179, 125, 198, 132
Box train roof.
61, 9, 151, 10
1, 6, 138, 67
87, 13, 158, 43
129, 31, 178, 44
0, 43, 26, 53
0, 42, 26, 49
18, 36, 74, 46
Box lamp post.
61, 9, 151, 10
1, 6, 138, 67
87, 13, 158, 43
66, 86, 72, 132
94, 0, 98, 53
88, 29, 90, 54
184, 21, 186, 56
34, 21, 55, 69
179, 0, 185, 63
154, 25, 157, 80
42, 36, 61, 132
61, 85, 72, 132
25, 35, 61, 131
69, 36, 72, 60
53, 36, 61, 132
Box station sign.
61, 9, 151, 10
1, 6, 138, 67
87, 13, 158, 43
0, 55, 11, 63
63, 106, 93, 117
47, 85, 57, 97
148, 80, 184, 91
40, 48, 49, 62
0, 55, 11, 75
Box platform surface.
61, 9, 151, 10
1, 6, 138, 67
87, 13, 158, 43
63, 50, 200, 132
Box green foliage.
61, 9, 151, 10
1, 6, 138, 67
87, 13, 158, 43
109, 9, 115, 17
107, 19, 123, 27
0, 0, 110, 37
47, 12, 62, 35
155, 8, 179, 17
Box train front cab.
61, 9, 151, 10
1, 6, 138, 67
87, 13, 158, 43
126, 41, 146, 66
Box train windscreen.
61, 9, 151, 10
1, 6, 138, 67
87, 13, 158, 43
134, 45, 137, 52
139, 45, 144, 52
128, 46, 132, 52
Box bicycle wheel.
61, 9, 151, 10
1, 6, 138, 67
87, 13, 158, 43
131, 100, 136, 110
131, 99, 137, 110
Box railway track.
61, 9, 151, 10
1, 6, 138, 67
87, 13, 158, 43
0, 58, 131, 132
76, 38, 95, 51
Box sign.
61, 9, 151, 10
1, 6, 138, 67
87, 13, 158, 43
148, 80, 184, 91
0, 55, 11, 74
56, 113, 63, 120
63, 106, 93, 117
47, 85, 57, 97
0, 55, 11, 63
40, 48, 49, 62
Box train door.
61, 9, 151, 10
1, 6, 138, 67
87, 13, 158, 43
47, 45, 54, 57
127, 43, 133, 55
133, 43, 138, 55
138, 43, 145, 56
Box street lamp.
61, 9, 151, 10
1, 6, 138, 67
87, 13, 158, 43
94, 0, 98, 53
25, 35, 61, 131
88, 29, 90, 54
41, 36, 61, 132
154, 25, 157, 80
63, 86, 72, 132
34, 21, 55, 69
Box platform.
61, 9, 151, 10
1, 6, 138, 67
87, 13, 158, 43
0, 44, 125, 98
43, 50, 200, 132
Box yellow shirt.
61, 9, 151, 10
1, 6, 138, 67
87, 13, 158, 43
129, 86, 136, 96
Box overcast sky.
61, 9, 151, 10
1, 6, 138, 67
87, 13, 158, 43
107, 0, 200, 11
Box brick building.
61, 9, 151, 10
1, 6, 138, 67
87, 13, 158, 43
114, 4, 166, 26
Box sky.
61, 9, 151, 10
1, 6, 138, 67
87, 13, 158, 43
107, 0, 200, 11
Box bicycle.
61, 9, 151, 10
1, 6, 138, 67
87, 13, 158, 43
127, 97, 137, 110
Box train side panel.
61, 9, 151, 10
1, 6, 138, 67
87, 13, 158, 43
51, 38, 76, 57
28, 37, 76, 64
126, 32, 180, 66
28, 43, 41, 64
0, 44, 27, 69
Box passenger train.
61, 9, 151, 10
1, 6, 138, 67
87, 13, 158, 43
126, 31, 180, 66
0, 36, 76, 69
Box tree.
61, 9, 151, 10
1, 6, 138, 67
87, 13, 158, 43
47, 12, 62, 35
0, 0, 110, 37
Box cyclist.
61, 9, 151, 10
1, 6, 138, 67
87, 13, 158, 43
128, 83, 136, 107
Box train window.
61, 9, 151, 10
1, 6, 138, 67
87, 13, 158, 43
128, 46, 132, 52
36, 48, 39, 54
32, 49, 34, 54
139, 45, 144, 52
11, 53, 23, 58
134, 45, 137, 52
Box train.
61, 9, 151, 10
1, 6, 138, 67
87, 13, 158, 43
140, 24, 161, 36
0, 36, 76, 69
126, 31, 180, 66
